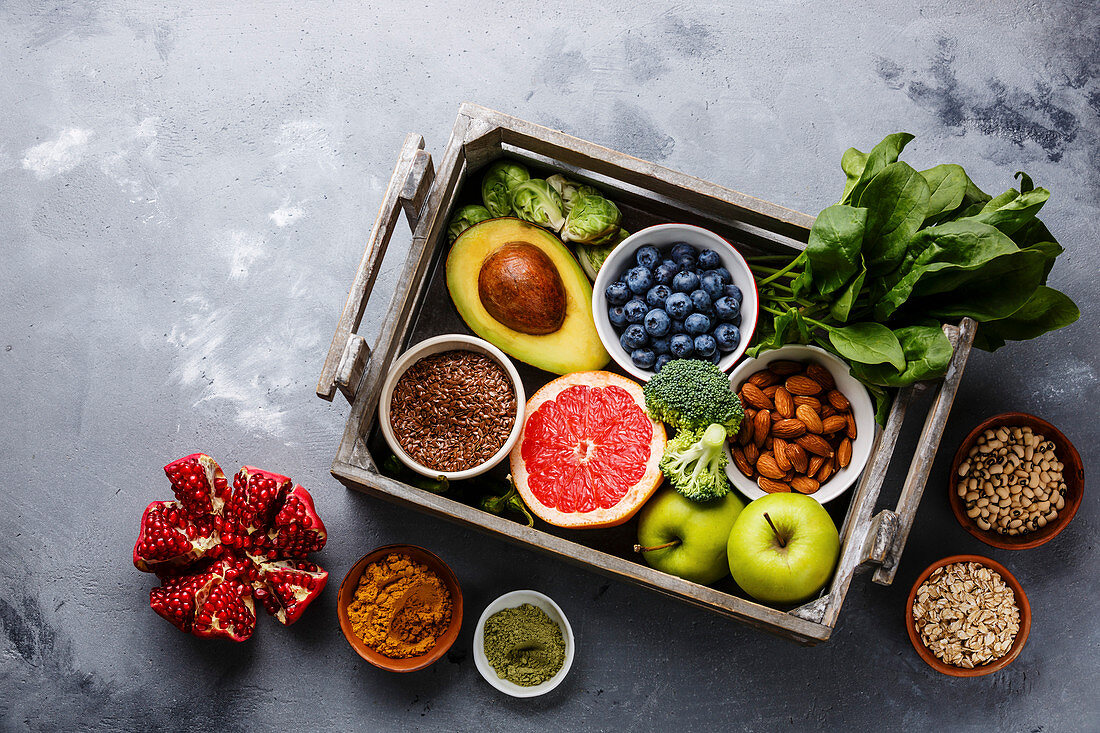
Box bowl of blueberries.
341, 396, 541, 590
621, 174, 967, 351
592, 223, 757, 380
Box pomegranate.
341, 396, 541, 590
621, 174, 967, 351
134, 453, 328, 641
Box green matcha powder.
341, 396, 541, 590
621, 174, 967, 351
483, 603, 566, 686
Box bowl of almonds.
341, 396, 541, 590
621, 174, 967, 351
725, 345, 875, 503
949, 413, 1083, 550
906, 555, 1030, 677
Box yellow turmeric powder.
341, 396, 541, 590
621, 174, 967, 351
347, 553, 452, 659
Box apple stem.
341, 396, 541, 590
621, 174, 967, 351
633, 540, 680, 553
763, 512, 787, 548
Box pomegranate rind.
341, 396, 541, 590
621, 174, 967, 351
510, 371, 666, 528
253, 559, 329, 626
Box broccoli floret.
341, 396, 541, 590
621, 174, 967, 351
643, 358, 744, 433
659, 424, 731, 501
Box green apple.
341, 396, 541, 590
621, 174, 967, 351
726, 493, 840, 605
635, 488, 745, 584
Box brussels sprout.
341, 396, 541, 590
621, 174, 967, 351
560, 192, 622, 244
573, 229, 629, 281
547, 174, 599, 214
446, 204, 492, 243
480, 160, 530, 217
510, 179, 566, 232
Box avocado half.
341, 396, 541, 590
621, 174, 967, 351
445, 217, 610, 375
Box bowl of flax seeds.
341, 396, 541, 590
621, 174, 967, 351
379, 334, 525, 481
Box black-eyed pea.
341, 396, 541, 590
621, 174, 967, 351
1037, 515, 1048, 528
976, 518, 991, 531
967, 506, 981, 519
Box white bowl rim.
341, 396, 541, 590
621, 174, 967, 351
723, 344, 877, 504
377, 333, 525, 481
472, 589, 575, 698
590, 222, 759, 382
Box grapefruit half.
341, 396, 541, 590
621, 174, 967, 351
510, 371, 666, 528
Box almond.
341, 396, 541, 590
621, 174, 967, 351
763, 435, 773, 450
771, 419, 807, 439
756, 453, 785, 480
785, 375, 823, 396
731, 446, 755, 477
797, 433, 834, 457
787, 444, 808, 473
773, 387, 795, 418
772, 438, 791, 471
827, 389, 850, 411
757, 476, 791, 494
747, 370, 778, 388
744, 441, 760, 465
808, 455, 825, 475
846, 412, 858, 439
767, 360, 803, 376
837, 437, 853, 468
770, 411, 783, 422
790, 476, 820, 494
793, 395, 822, 410
753, 410, 771, 447
821, 405, 837, 419
741, 383, 773, 411
763, 384, 780, 398
816, 457, 835, 483
805, 363, 836, 391
737, 418, 753, 446
822, 415, 848, 434
796, 405, 824, 434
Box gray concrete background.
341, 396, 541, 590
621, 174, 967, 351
2, 1, 1097, 730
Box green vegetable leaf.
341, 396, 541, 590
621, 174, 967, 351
804, 204, 868, 295
920, 164, 968, 222
840, 147, 868, 203
827, 321, 906, 370
972, 286, 1080, 351
829, 262, 866, 322
843, 132, 914, 205
510, 179, 566, 232
916, 247, 1051, 321
1015, 170, 1034, 193
849, 325, 953, 386
965, 187, 1050, 236
856, 161, 930, 274
865, 384, 893, 426
747, 307, 808, 357
480, 160, 530, 217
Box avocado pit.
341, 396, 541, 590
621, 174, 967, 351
477, 241, 567, 335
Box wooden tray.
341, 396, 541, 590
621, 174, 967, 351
316, 104, 977, 644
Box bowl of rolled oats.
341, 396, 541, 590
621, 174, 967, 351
906, 555, 1031, 677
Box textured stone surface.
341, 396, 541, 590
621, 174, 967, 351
2, 1, 1097, 730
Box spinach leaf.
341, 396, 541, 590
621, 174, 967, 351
1015, 170, 1034, 193
920, 164, 968, 222
916, 248, 1050, 321
829, 262, 866, 322
840, 147, 868, 203
747, 307, 809, 357
849, 325, 953, 386
972, 286, 1080, 351
965, 187, 1050, 236
856, 161, 930, 275
828, 322, 906, 370
844, 132, 914, 205
804, 204, 867, 295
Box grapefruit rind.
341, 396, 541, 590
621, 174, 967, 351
510, 371, 666, 529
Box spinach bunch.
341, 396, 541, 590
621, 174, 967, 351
750, 133, 1079, 422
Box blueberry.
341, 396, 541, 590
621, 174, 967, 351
669, 334, 694, 358
623, 298, 647, 323
700, 272, 725, 300
670, 242, 697, 261
653, 262, 678, 286
660, 258, 679, 271
711, 267, 732, 285
650, 335, 671, 355
676, 255, 697, 273
631, 347, 657, 370
607, 305, 629, 328
654, 354, 674, 372
709, 349, 722, 364
665, 292, 691, 319
723, 284, 743, 302
697, 249, 722, 270
690, 289, 712, 312
605, 281, 631, 306
714, 296, 741, 321
646, 284, 672, 309
694, 334, 717, 358
635, 245, 661, 270
644, 308, 671, 337
622, 324, 649, 350
732, 313, 742, 327
714, 323, 741, 352
625, 266, 654, 295
685, 313, 711, 335
671, 318, 686, 334
672, 270, 700, 293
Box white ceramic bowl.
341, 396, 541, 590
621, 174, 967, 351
377, 334, 525, 481
591, 223, 759, 381
724, 345, 875, 504
473, 589, 575, 698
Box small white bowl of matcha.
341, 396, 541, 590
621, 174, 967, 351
473, 589, 575, 698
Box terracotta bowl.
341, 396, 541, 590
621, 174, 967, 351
949, 412, 1083, 550
905, 554, 1031, 677
337, 544, 463, 672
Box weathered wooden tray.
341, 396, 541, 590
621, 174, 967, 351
317, 103, 976, 644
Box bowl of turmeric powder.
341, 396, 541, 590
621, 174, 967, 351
337, 544, 463, 672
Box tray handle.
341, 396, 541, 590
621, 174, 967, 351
317, 133, 435, 402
